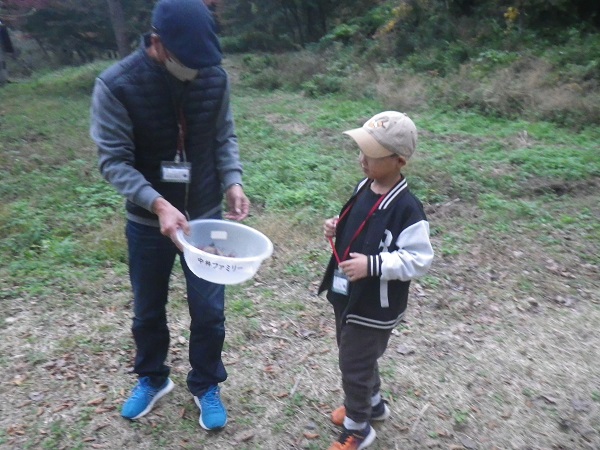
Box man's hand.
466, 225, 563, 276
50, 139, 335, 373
152, 197, 189, 250
224, 184, 250, 221
339, 252, 368, 282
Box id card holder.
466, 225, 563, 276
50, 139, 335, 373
161, 161, 191, 184
331, 268, 350, 295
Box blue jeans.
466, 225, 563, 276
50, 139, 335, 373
126, 219, 227, 397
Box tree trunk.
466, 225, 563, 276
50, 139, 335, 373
0, 45, 7, 87
0, 22, 10, 86
106, 0, 129, 58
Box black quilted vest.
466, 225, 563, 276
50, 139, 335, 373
99, 45, 227, 221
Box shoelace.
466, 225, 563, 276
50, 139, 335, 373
133, 380, 158, 400
337, 428, 363, 445
201, 388, 221, 409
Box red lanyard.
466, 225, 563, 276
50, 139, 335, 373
176, 108, 187, 162
328, 188, 387, 265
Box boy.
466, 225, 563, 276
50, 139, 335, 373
319, 111, 434, 449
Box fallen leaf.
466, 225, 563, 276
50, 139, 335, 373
29, 392, 45, 402
571, 398, 591, 412
303, 432, 319, 439
53, 403, 73, 413
396, 344, 415, 355
456, 432, 478, 449
538, 394, 558, 404
487, 420, 499, 429
94, 406, 115, 414
234, 430, 254, 442
7, 425, 26, 436
298, 329, 316, 339
435, 428, 451, 437
12, 374, 27, 386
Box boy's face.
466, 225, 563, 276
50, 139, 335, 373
358, 151, 405, 180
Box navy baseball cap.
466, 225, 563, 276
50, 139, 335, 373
152, 0, 222, 69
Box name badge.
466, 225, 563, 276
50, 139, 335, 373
161, 161, 191, 183
331, 268, 350, 295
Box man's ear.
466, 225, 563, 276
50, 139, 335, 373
150, 33, 161, 48
149, 34, 166, 62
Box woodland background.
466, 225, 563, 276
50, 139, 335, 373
1, 1, 599, 449
2, 0, 600, 127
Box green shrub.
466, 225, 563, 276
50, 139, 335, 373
225, 31, 296, 53
242, 67, 282, 90
241, 53, 278, 72
31, 62, 108, 97
321, 24, 361, 45
302, 74, 343, 97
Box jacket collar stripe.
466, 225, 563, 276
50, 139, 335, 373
380, 178, 408, 210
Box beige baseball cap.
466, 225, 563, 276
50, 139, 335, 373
343, 111, 417, 160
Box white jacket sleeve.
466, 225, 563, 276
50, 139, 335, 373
378, 220, 434, 281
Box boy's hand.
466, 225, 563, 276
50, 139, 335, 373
339, 252, 368, 281
324, 217, 339, 238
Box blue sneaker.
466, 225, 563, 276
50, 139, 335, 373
194, 385, 227, 430
121, 377, 174, 420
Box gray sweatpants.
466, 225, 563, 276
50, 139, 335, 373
333, 302, 393, 423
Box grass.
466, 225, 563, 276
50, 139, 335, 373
1, 65, 598, 284
1, 60, 599, 449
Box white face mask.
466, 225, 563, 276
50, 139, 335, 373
164, 56, 198, 82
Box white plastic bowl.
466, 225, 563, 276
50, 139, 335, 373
176, 219, 273, 285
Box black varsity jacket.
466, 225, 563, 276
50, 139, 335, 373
318, 177, 434, 329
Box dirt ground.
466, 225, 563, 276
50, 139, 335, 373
2, 181, 599, 450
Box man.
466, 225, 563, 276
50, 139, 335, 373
90, 0, 249, 430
